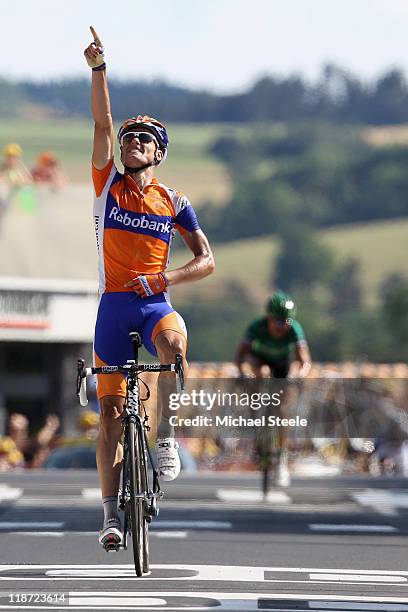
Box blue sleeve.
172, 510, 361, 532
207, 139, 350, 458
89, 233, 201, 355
175, 204, 200, 234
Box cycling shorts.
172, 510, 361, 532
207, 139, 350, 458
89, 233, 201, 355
94, 291, 187, 399
246, 352, 290, 379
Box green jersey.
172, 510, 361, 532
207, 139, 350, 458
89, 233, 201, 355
245, 317, 306, 363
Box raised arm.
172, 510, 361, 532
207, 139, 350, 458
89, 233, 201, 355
84, 27, 114, 170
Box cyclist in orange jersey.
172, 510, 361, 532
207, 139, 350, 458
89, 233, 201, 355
84, 27, 215, 548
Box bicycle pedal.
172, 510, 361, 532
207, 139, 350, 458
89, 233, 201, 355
103, 535, 120, 552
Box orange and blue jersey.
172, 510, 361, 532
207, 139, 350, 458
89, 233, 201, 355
92, 158, 200, 294
92, 158, 199, 399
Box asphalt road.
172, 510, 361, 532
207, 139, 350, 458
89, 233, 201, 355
0, 470, 407, 611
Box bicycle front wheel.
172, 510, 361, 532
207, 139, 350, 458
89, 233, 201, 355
128, 419, 145, 577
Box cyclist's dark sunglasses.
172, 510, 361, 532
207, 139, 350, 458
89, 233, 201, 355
120, 131, 158, 147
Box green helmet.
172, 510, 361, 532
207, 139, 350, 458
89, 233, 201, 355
266, 290, 297, 320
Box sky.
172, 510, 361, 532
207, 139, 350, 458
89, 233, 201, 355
2, 0, 408, 92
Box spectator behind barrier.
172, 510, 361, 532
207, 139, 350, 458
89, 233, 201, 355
31, 151, 66, 190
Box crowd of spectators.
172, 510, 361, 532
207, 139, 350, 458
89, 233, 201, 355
0, 410, 99, 471
0, 143, 66, 228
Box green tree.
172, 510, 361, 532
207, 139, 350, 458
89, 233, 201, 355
274, 225, 335, 291
330, 258, 362, 316
381, 277, 408, 360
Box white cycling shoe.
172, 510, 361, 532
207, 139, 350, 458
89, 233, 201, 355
98, 517, 123, 550
156, 438, 181, 482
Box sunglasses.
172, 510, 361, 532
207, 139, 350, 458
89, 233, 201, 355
120, 131, 158, 147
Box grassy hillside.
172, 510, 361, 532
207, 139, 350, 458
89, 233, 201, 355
171, 218, 408, 307
0, 119, 232, 204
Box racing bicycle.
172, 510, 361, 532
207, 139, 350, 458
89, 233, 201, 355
76, 331, 184, 576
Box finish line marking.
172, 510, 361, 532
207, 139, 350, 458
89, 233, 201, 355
309, 523, 398, 533
1, 565, 407, 586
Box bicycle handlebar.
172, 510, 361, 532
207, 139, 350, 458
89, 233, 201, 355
76, 356, 184, 407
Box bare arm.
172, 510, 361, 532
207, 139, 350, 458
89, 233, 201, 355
290, 341, 312, 378
165, 229, 215, 286
84, 27, 114, 169
234, 340, 252, 374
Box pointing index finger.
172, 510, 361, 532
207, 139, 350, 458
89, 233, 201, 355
90, 26, 102, 48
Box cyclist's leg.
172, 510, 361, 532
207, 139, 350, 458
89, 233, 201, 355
94, 292, 143, 538
142, 296, 188, 436
155, 328, 188, 434
141, 296, 187, 480
270, 360, 291, 486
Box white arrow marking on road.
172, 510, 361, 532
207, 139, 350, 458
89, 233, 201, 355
0, 484, 22, 501
352, 489, 408, 516
309, 523, 397, 533
216, 489, 291, 503
310, 573, 407, 583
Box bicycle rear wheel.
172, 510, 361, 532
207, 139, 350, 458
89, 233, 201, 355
128, 419, 144, 576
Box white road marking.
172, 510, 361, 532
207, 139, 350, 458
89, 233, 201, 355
308, 603, 408, 610
69, 595, 166, 607
309, 523, 398, 533
216, 489, 291, 503
0, 591, 408, 612
9, 530, 187, 539
1, 592, 408, 611
310, 573, 407, 583
81, 488, 101, 499
0, 522, 64, 530
150, 530, 187, 538
1, 565, 407, 586
154, 520, 232, 529
0, 484, 22, 501
352, 489, 408, 516
12, 531, 64, 537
